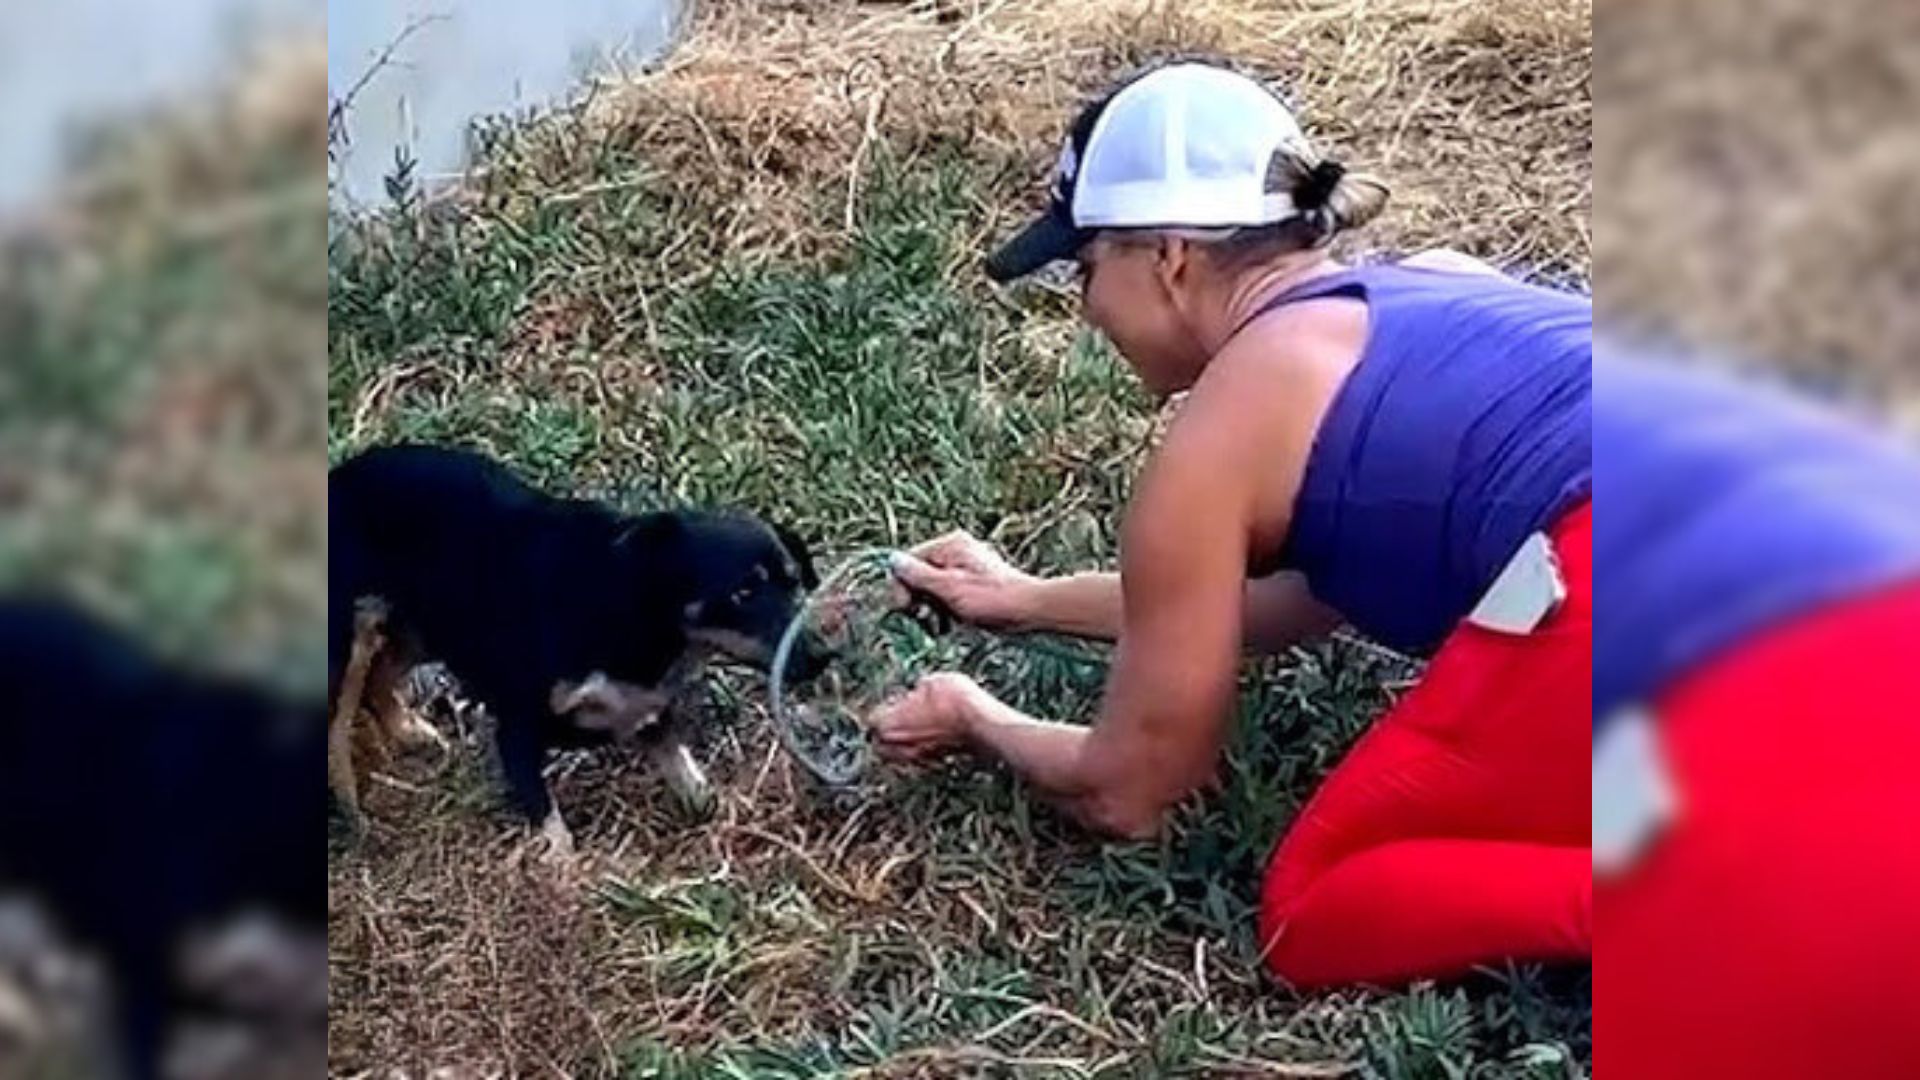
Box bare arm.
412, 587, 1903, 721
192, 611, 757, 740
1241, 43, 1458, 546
877, 390, 1269, 837
1017, 571, 1126, 641
872, 323, 1344, 836
1243, 571, 1343, 653
968, 445, 1248, 836
898, 561, 1340, 652
905, 575, 1339, 822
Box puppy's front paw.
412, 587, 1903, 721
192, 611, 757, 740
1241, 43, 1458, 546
659, 744, 715, 818
536, 810, 577, 865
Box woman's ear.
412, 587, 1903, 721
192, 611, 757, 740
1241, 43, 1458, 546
1154, 234, 1193, 296
1154, 235, 1207, 330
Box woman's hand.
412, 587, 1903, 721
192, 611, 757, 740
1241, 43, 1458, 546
890, 531, 1040, 632
867, 672, 986, 762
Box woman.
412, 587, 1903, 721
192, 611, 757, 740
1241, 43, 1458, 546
1592, 347, 1920, 1080
870, 61, 1592, 989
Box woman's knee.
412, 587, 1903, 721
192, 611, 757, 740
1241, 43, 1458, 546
1257, 844, 1326, 987
1256, 884, 1350, 990
1258, 838, 1592, 990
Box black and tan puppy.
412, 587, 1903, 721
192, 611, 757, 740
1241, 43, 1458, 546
0, 599, 322, 1080
329, 444, 826, 849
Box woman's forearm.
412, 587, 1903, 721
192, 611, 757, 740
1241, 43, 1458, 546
1016, 572, 1125, 640
1015, 569, 1340, 653
965, 696, 1164, 838
964, 690, 1096, 795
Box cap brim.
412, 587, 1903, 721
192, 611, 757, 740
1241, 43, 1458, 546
984, 207, 1089, 283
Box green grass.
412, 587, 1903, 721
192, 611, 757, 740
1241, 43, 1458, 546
327, 118, 1589, 1079
0, 62, 326, 692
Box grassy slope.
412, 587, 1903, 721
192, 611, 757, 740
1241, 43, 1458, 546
0, 41, 327, 689
327, 3, 1592, 1076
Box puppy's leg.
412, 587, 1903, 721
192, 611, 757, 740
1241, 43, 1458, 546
648, 711, 713, 813
494, 708, 570, 855
115, 966, 167, 1080
0, 971, 40, 1048
350, 705, 395, 789
327, 599, 387, 827
327, 701, 364, 827
494, 713, 574, 863
366, 647, 447, 758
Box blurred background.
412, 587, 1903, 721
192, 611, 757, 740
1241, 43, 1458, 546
3, 1, 707, 1074
1596, 0, 1920, 1075
1, 1, 323, 1077
1598, 0, 1920, 416
0, 0, 325, 686
0, 0, 318, 215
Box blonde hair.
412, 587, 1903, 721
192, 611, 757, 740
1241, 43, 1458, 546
1268, 148, 1390, 244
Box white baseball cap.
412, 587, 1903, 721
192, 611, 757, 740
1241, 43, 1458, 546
986, 62, 1337, 282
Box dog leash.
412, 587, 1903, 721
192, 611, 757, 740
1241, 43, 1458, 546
768, 548, 1107, 788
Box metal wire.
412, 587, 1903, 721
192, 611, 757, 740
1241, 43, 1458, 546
768, 549, 897, 786
768, 548, 1109, 787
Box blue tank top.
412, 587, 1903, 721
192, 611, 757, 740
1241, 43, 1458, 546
1594, 346, 1920, 724
1252, 264, 1593, 655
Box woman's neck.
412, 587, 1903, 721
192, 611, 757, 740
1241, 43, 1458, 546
1207, 251, 1345, 354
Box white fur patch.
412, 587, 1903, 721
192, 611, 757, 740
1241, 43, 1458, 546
548, 672, 668, 739
538, 808, 576, 862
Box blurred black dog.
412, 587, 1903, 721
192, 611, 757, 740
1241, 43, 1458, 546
329, 444, 827, 848
0, 599, 322, 1080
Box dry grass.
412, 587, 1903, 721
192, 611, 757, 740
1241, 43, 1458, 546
453, 0, 1590, 285
327, 1, 1593, 1076
1598, 0, 1920, 409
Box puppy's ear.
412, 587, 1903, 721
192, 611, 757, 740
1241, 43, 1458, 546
772, 522, 820, 589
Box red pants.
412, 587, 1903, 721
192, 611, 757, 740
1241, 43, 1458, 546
1600, 577, 1920, 1080
1259, 501, 1592, 988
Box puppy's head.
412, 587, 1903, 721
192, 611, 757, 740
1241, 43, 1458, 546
626, 512, 830, 678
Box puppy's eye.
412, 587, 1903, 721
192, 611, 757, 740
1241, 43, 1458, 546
731, 587, 754, 606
